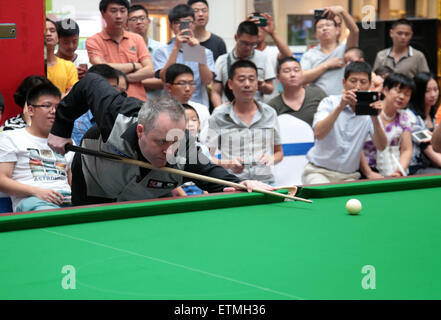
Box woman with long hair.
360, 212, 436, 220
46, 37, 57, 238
408, 72, 441, 175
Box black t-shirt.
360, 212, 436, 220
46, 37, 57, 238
267, 86, 327, 127
200, 33, 227, 61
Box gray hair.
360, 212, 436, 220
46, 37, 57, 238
137, 94, 186, 134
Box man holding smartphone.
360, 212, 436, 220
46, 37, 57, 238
300, 6, 359, 96
302, 61, 387, 185
153, 4, 215, 109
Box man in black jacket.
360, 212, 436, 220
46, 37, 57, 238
48, 73, 273, 205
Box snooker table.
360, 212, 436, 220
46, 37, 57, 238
1, 174, 441, 300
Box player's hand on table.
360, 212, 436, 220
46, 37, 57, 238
48, 133, 73, 156
223, 180, 276, 193
32, 187, 65, 205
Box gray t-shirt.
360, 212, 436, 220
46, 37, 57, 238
207, 101, 281, 183
215, 50, 276, 103
300, 43, 346, 96
267, 86, 327, 126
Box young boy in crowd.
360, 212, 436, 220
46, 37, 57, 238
0, 83, 74, 212
178, 104, 211, 195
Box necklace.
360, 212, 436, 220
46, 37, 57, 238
382, 110, 396, 121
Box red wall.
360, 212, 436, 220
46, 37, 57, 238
0, 0, 45, 125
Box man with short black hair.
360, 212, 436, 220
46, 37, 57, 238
302, 61, 387, 184
373, 18, 429, 78
56, 18, 90, 79
127, 4, 165, 99
211, 21, 275, 107
86, 0, 154, 101
0, 83, 74, 212
187, 0, 227, 61
268, 57, 327, 127
153, 4, 215, 108
164, 63, 210, 142
300, 6, 359, 96
208, 60, 283, 184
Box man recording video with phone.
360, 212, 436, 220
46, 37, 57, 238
302, 61, 387, 185
153, 4, 215, 109
300, 6, 359, 96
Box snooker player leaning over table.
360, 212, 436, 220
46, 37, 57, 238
47, 72, 275, 206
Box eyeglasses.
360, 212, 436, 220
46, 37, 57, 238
193, 8, 208, 14
31, 103, 59, 111
316, 22, 336, 30
172, 81, 196, 87
238, 40, 258, 48
128, 16, 148, 23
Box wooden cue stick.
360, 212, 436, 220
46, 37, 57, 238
65, 144, 312, 203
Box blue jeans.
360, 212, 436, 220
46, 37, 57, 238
16, 191, 72, 212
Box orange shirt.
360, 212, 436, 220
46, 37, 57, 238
86, 29, 150, 101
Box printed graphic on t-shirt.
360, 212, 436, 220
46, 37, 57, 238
27, 148, 68, 181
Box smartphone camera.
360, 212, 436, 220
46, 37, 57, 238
252, 12, 267, 27
179, 20, 191, 35
355, 91, 380, 116
314, 9, 326, 19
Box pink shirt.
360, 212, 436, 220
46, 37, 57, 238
86, 29, 150, 101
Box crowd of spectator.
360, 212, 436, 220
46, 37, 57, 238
1, 0, 441, 213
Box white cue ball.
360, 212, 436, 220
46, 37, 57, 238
346, 199, 362, 215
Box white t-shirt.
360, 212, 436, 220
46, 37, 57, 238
0, 128, 74, 211
260, 46, 281, 103
215, 50, 276, 104
306, 95, 374, 173
188, 100, 210, 144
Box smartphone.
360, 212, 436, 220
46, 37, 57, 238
0, 23, 17, 39
179, 20, 191, 36
412, 130, 432, 143
355, 91, 379, 116
314, 9, 326, 19
252, 13, 267, 27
